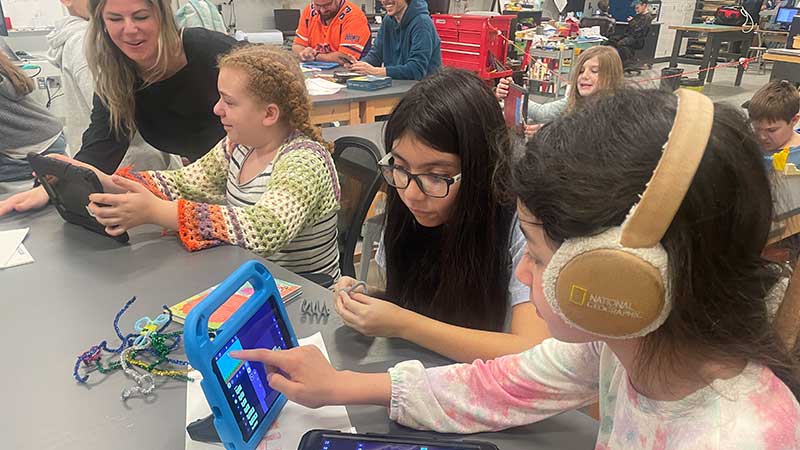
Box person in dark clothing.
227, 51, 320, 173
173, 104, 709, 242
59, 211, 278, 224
0, 0, 237, 216
348, 0, 441, 80
579, 0, 616, 38
609, 0, 652, 65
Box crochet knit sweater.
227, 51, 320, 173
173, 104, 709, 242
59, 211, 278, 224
119, 133, 341, 275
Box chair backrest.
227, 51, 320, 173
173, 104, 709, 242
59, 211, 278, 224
274, 9, 301, 35
579, 16, 615, 37
332, 136, 384, 278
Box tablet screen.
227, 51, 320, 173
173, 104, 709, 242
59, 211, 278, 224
211, 296, 292, 442
315, 434, 484, 450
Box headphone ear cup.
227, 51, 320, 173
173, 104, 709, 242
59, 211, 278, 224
543, 228, 671, 338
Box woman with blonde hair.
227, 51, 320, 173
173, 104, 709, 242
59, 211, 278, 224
0, 0, 236, 215
0, 52, 67, 182
44, 46, 342, 281
495, 45, 624, 137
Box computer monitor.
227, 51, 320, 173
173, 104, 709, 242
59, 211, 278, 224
0, 0, 8, 37
777, 7, 800, 25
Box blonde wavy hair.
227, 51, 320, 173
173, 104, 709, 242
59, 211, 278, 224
218, 45, 329, 151
86, 0, 183, 138
566, 46, 624, 112
0, 52, 34, 96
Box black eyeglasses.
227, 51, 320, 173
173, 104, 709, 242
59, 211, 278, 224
378, 153, 462, 198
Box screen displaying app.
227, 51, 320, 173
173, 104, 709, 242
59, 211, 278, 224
212, 296, 291, 441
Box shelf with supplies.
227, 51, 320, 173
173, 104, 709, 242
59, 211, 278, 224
526, 47, 573, 98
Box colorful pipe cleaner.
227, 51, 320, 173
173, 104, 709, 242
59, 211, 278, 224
72, 296, 193, 400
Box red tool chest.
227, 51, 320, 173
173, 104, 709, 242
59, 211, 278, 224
432, 14, 514, 80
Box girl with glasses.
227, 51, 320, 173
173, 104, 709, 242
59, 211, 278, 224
333, 68, 550, 363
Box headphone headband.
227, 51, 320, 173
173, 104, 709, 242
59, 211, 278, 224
545, 89, 717, 338
620, 89, 715, 249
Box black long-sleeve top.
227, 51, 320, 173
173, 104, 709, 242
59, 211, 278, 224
76, 27, 237, 174
620, 12, 653, 50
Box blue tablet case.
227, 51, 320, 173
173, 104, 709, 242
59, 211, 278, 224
184, 260, 299, 450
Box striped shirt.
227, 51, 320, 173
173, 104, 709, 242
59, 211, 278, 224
227, 143, 340, 279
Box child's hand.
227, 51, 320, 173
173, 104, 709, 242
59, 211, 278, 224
524, 123, 543, 138
230, 345, 346, 408
350, 61, 381, 76
48, 154, 123, 194
87, 176, 176, 236
0, 186, 50, 217
333, 276, 366, 295
335, 290, 408, 338
496, 77, 512, 100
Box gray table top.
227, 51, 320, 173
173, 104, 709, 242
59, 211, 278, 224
0, 208, 598, 450
309, 71, 416, 107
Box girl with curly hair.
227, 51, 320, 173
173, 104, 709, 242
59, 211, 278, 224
56, 46, 342, 280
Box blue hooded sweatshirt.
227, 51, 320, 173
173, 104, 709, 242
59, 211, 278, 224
361, 0, 442, 80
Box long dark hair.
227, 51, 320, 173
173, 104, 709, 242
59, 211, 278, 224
512, 88, 800, 397
383, 68, 514, 332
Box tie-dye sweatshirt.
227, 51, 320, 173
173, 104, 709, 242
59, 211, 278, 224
388, 338, 800, 449
118, 132, 341, 277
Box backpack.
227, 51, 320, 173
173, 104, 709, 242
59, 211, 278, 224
715, 6, 746, 26
175, 0, 227, 33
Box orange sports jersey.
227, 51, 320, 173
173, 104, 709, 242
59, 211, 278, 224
294, 0, 371, 59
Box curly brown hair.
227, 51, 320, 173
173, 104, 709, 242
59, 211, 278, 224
218, 45, 329, 151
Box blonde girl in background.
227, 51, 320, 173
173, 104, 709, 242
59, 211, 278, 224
495, 45, 624, 137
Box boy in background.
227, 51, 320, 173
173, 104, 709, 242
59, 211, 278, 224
749, 80, 800, 160
750, 80, 800, 265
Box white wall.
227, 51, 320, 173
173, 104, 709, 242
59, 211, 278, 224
212, 0, 519, 32
654, 0, 694, 58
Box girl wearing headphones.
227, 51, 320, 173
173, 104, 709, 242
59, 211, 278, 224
232, 88, 800, 448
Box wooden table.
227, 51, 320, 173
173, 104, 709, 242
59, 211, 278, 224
764, 50, 800, 83
309, 75, 416, 126
668, 24, 754, 86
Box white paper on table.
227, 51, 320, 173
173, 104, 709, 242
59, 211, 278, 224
0, 228, 34, 269
305, 78, 344, 96
185, 332, 354, 450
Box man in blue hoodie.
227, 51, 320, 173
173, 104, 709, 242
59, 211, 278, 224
349, 0, 442, 80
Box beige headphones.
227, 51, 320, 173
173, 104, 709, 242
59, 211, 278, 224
541, 89, 715, 338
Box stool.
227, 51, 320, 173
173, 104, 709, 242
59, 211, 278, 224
746, 46, 768, 74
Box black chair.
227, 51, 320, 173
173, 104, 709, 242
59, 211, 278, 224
332, 136, 384, 279
579, 16, 615, 38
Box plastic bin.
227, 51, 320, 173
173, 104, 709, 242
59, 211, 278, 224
680, 77, 704, 93
659, 67, 683, 91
